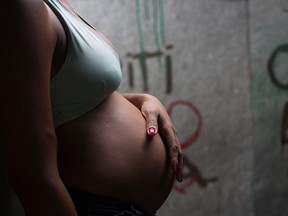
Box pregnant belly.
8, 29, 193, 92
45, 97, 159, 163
56, 92, 174, 213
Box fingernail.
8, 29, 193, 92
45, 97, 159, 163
148, 126, 157, 135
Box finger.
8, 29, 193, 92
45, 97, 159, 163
170, 142, 183, 182
173, 156, 183, 182
141, 111, 159, 136
162, 125, 183, 182
176, 147, 183, 182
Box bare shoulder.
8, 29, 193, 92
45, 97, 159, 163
2, 0, 50, 23
0, 0, 58, 133
1, 0, 57, 51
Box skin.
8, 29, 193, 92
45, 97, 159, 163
0, 0, 183, 215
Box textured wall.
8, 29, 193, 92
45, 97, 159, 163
1, 0, 288, 215
250, 0, 288, 215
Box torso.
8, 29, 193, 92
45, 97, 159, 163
55, 92, 174, 213
46, 0, 174, 213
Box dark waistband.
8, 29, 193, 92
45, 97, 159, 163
67, 187, 154, 216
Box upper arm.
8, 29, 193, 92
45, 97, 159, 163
0, 0, 59, 182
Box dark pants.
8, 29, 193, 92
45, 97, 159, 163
67, 187, 156, 216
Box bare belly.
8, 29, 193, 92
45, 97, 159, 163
55, 92, 174, 213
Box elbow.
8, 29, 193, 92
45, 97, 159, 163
8, 168, 61, 199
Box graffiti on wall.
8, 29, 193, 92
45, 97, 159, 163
167, 101, 218, 194
126, 44, 173, 93
131, 0, 171, 93
267, 43, 288, 148
129, 0, 218, 194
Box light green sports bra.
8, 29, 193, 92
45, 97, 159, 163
45, 0, 122, 127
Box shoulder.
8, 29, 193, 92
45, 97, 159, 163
1, 0, 64, 79
0, 2, 58, 138
1, 0, 58, 48
2, 0, 49, 21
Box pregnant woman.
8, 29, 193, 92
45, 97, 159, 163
1, 0, 183, 215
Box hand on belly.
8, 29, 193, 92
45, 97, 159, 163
56, 92, 174, 213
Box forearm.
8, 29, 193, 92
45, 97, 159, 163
11, 176, 77, 216
121, 93, 154, 109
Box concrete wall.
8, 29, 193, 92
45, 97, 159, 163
250, 0, 288, 215
1, 0, 288, 215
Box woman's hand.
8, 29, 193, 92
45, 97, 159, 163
122, 93, 183, 182
140, 95, 183, 182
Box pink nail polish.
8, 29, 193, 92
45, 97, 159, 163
148, 126, 157, 135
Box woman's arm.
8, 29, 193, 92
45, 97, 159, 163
0, 1, 77, 215
122, 93, 183, 182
